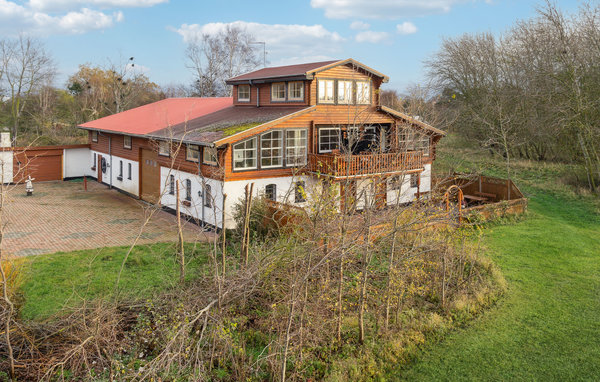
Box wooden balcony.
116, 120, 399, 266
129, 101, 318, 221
307, 150, 424, 178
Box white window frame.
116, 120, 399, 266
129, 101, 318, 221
288, 81, 304, 101
285, 129, 307, 167
265, 184, 277, 201
91, 131, 98, 142
271, 82, 286, 101
260, 130, 283, 169
318, 79, 335, 104
123, 135, 132, 149
295, 181, 306, 203
356, 81, 371, 104
238, 85, 250, 102
203, 147, 218, 165
337, 80, 353, 104
318, 127, 340, 153
233, 137, 258, 171
158, 141, 170, 157
186, 144, 200, 162
410, 173, 419, 188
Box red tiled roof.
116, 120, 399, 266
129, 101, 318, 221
227, 60, 339, 82
79, 97, 233, 135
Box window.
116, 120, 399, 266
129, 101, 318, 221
295, 181, 306, 203
203, 147, 218, 165
356, 81, 371, 104
318, 79, 334, 103
233, 137, 257, 170
91, 131, 98, 142
185, 179, 192, 201
288, 82, 304, 101
399, 129, 430, 156
158, 141, 170, 156
128, 163, 132, 180
92, 153, 97, 169
318, 128, 340, 153
169, 174, 175, 195
285, 129, 307, 166
204, 184, 212, 207
265, 184, 276, 201
410, 173, 419, 188
338, 80, 353, 104
118, 160, 123, 179
261, 130, 283, 168
389, 176, 403, 190
123, 135, 132, 149
186, 145, 200, 162
271, 82, 286, 101
415, 135, 430, 156
238, 85, 250, 102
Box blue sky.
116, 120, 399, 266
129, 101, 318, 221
0, 0, 583, 92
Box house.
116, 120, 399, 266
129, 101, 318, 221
78, 58, 446, 229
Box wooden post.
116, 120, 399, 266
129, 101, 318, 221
221, 193, 227, 278
240, 184, 248, 265
83, 175, 87, 191
243, 183, 254, 266
176, 180, 185, 283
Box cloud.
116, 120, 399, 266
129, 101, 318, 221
396, 21, 417, 35
355, 30, 389, 43
311, 0, 471, 19
350, 20, 370, 30
175, 21, 345, 66
27, 0, 167, 12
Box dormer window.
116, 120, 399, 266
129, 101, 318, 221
356, 81, 371, 104
271, 82, 286, 101
338, 80, 353, 104
238, 85, 250, 102
318, 80, 335, 104
288, 82, 304, 101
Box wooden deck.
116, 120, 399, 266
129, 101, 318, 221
307, 151, 423, 177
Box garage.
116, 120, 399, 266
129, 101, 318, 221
13, 147, 63, 183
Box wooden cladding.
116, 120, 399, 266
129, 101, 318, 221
307, 151, 423, 178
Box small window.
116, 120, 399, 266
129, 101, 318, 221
389, 176, 403, 190
233, 138, 257, 170
271, 82, 286, 101
265, 184, 276, 201
118, 160, 123, 179
169, 174, 175, 195
318, 79, 334, 103
238, 85, 250, 102
295, 181, 306, 203
185, 179, 192, 201
318, 128, 340, 153
261, 130, 283, 168
123, 135, 132, 149
204, 184, 212, 207
410, 173, 419, 188
288, 82, 304, 101
92, 153, 97, 169
127, 163, 132, 180
203, 147, 218, 165
356, 81, 371, 104
91, 131, 98, 142
285, 129, 307, 166
338, 80, 353, 104
158, 141, 170, 157
186, 145, 200, 162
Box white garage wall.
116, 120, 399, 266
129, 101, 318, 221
63, 147, 90, 178
87, 150, 140, 196
0, 151, 13, 184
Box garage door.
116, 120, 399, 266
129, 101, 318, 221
13, 150, 63, 183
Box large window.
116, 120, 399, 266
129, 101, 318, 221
238, 85, 250, 102
123, 135, 132, 149
186, 145, 200, 162
338, 80, 353, 104
318, 127, 340, 153
356, 81, 371, 104
318, 79, 334, 103
203, 147, 218, 165
261, 130, 283, 168
233, 137, 257, 170
285, 129, 307, 166
288, 82, 304, 101
271, 82, 286, 101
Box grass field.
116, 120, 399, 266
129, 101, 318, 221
397, 136, 600, 380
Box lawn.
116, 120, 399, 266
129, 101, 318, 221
396, 136, 600, 380
17, 242, 211, 320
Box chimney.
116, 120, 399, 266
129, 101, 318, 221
0, 129, 10, 148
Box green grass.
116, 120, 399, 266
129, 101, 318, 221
396, 135, 600, 380
18, 242, 211, 320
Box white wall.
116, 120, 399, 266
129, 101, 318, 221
0, 151, 13, 184
87, 150, 140, 196
387, 164, 431, 206
63, 147, 90, 178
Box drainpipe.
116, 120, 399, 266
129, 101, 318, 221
249, 79, 259, 107
199, 155, 205, 226
108, 135, 113, 189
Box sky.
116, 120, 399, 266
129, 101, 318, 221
0, 0, 584, 92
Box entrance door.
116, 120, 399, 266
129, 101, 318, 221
140, 149, 160, 203
97, 154, 103, 183
374, 180, 387, 210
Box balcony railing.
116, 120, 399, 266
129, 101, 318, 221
307, 150, 424, 177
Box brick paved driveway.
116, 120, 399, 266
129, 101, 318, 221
4, 180, 212, 256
